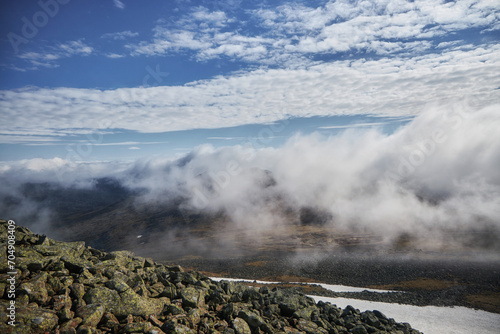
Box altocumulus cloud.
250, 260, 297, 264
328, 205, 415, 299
1, 44, 499, 143
127, 0, 500, 63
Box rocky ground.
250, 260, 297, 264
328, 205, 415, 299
171, 250, 500, 315
0, 220, 424, 334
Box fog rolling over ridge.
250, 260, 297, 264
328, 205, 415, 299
1, 101, 499, 258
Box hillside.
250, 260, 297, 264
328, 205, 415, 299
0, 219, 425, 334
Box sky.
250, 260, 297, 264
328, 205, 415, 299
0, 0, 500, 252
0, 0, 499, 163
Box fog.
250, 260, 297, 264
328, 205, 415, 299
1, 101, 499, 255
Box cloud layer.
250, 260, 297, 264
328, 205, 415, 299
128, 0, 500, 64
2, 101, 499, 252
1, 44, 499, 144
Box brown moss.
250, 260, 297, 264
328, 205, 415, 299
465, 292, 500, 314
245, 260, 269, 267
368, 277, 461, 291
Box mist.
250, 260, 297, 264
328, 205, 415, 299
1, 101, 499, 257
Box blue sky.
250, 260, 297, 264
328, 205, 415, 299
0, 0, 499, 163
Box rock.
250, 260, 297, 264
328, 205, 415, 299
59, 317, 83, 334
160, 281, 177, 299
148, 326, 166, 334
84, 286, 120, 310
18, 272, 49, 305
0, 220, 424, 334
76, 326, 97, 334
271, 290, 314, 316
106, 278, 131, 293
76, 304, 104, 327
361, 311, 381, 328
179, 287, 207, 309
84, 284, 166, 318
61, 256, 92, 274
123, 321, 153, 333
167, 303, 186, 315
70, 283, 87, 299
101, 312, 120, 328
53, 293, 72, 311
114, 288, 166, 317
231, 317, 251, 334
161, 320, 196, 334
350, 324, 369, 334
14, 305, 59, 333
57, 307, 74, 322
238, 309, 265, 329
296, 318, 329, 334
293, 305, 318, 320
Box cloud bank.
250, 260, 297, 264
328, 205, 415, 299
1, 101, 499, 253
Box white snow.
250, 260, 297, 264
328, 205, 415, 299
210, 277, 500, 334
209, 277, 394, 293
309, 296, 500, 334
316, 283, 396, 293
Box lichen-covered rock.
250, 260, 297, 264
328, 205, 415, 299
76, 303, 104, 327
0, 220, 423, 334
14, 305, 59, 333
123, 321, 152, 333
19, 273, 49, 305
161, 320, 196, 334
70, 283, 87, 299
271, 289, 315, 317
179, 287, 207, 309
231, 317, 251, 334
57, 307, 74, 322
237, 309, 265, 329
115, 288, 167, 317
83, 286, 120, 310
61, 255, 92, 274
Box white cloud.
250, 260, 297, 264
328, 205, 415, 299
91, 141, 168, 146
106, 53, 125, 59
126, 0, 499, 66
16, 40, 93, 70
101, 31, 139, 40
116, 102, 500, 246
113, 0, 125, 10
2, 103, 499, 249
1, 44, 499, 142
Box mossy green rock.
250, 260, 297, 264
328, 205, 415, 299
161, 320, 196, 334
122, 321, 152, 333
84, 285, 166, 317
180, 287, 207, 309
231, 317, 251, 334
76, 303, 104, 327
15, 305, 59, 333
0, 220, 423, 334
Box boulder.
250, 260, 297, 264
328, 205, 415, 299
14, 305, 59, 333
76, 303, 104, 327
179, 287, 207, 309
231, 317, 251, 334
